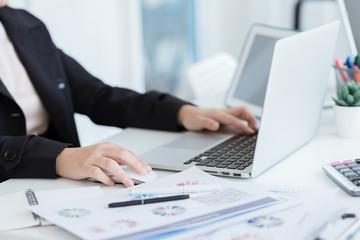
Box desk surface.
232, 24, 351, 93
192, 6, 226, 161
1, 108, 360, 240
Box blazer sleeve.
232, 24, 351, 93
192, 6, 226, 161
0, 135, 71, 182
59, 50, 191, 132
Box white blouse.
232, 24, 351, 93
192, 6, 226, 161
0, 21, 49, 135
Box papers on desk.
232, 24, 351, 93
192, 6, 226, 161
29, 167, 340, 240
0, 186, 104, 232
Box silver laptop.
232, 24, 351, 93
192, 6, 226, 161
107, 22, 339, 179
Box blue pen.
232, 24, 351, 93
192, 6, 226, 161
346, 56, 354, 79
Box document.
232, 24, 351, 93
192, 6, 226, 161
29, 167, 286, 240
0, 186, 104, 232
159, 187, 339, 240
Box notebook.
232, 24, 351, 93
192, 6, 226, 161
106, 22, 339, 179
0, 186, 103, 231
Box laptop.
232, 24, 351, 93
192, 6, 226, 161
225, 23, 298, 117
106, 22, 339, 179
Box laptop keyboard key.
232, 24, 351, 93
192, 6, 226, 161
184, 133, 257, 173
196, 158, 213, 166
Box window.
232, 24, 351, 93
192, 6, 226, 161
141, 0, 196, 96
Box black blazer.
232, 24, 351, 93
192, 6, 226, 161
0, 7, 188, 182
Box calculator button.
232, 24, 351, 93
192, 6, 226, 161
344, 172, 357, 178
348, 175, 360, 182
350, 166, 360, 171
355, 158, 360, 164
331, 161, 343, 167
343, 160, 355, 165
347, 163, 359, 168
335, 165, 348, 170
340, 168, 352, 174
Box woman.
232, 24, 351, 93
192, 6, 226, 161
0, 1, 257, 187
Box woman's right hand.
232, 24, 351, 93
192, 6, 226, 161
55, 142, 152, 187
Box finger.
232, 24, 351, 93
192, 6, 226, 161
100, 143, 152, 175
226, 108, 258, 131
198, 116, 220, 131
207, 110, 255, 134
94, 157, 134, 187
228, 118, 256, 134
86, 165, 116, 186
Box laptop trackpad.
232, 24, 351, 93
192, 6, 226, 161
140, 132, 230, 168
162, 132, 226, 150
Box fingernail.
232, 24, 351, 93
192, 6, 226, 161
145, 165, 152, 172
139, 167, 148, 175
127, 179, 134, 187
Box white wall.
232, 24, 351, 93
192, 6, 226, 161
9, 0, 144, 91
195, 0, 299, 61
194, 0, 349, 66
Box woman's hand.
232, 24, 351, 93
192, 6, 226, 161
177, 105, 258, 134
56, 142, 152, 187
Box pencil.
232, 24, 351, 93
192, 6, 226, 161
105, 194, 195, 208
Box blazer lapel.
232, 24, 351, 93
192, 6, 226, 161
0, 7, 69, 122
0, 7, 79, 145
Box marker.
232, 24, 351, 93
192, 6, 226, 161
129, 184, 221, 196
355, 54, 360, 68
346, 56, 355, 79
352, 65, 360, 84
105, 194, 195, 208
346, 56, 354, 69
335, 59, 350, 82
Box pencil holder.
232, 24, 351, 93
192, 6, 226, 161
333, 65, 360, 90
333, 65, 360, 138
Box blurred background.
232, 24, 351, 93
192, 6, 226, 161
8, 0, 345, 145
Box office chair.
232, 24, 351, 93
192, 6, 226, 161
183, 52, 237, 100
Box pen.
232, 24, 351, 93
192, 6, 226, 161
105, 194, 195, 208
335, 59, 350, 83
129, 184, 221, 196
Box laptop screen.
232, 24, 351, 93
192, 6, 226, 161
225, 24, 298, 117
232, 35, 278, 108
225, 24, 298, 118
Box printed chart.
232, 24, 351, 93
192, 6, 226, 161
176, 180, 199, 186
152, 206, 186, 217
193, 188, 249, 206
131, 194, 155, 201
110, 219, 138, 229
58, 208, 90, 218
247, 216, 284, 228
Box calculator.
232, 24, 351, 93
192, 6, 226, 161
322, 159, 360, 196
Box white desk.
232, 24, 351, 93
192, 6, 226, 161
1, 108, 360, 239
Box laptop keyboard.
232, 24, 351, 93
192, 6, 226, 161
183, 133, 257, 170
